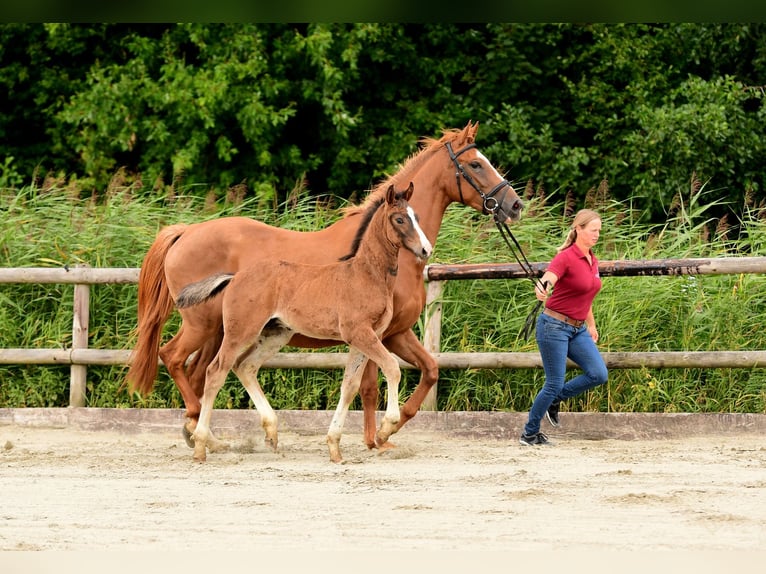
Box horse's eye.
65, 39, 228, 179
470, 161, 482, 170
395, 217, 405, 224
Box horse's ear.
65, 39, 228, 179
466, 120, 478, 143
404, 181, 414, 201
385, 184, 396, 205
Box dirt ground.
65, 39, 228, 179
1, 413, 765, 555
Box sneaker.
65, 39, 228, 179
546, 400, 561, 427
519, 431, 550, 446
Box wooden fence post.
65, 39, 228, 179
70, 266, 90, 407
421, 279, 444, 411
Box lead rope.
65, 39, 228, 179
494, 219, 548, 340
445, 141, 545, 339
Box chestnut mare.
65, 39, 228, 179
126, 121, 523, 450
175, 183, 431, 462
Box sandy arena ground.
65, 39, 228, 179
1, 410, 765, 558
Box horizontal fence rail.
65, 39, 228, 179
423, 256, 766, 281
2, 256, 766, 407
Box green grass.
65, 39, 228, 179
1, 178, 765, 413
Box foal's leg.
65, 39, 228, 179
232, 329, 294, 453
182, 332, 226, 449
351, 333, 402, 449
191, 350, 233, 462
326, 348, 368, 463
370, 349, 402, 448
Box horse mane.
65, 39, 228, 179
341, 125, 476, 219
338, 196, 386, 261
336, 123, 477, 261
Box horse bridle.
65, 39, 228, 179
446, 140, 547, 340
446, 141, 514, 218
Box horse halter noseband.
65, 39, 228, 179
445, 140, 546, 340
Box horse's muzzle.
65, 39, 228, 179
494, 197, 524, 223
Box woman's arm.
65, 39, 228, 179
534, 270, 558, 301
585, 307, 599, 342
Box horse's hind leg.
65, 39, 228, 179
358, 360, 382, 450
191, 351, 232, 462
232, 328, 293, 453
159, 326, 207, 443
159, 320, 226, 450
187, 331, 223, 400
182, 332, 225, 449
326, 348, 368, 463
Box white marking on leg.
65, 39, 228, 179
327, 349, 367, 460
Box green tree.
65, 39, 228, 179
483, 23, 766, 221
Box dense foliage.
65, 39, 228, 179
1, 23, 765, 222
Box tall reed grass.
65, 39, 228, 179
1, 177, 765, 413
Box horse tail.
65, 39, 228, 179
126, 224, 187, 396
176, 273, 234, 309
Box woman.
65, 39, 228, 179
520, 209, 608, 446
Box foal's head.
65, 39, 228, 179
340, 182, 432, 262
383, 182, 432, 261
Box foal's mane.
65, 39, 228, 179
338, 196, 386, 261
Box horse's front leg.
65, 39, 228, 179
327, 349, 367, 463
369, 348, 402, 448
383, 329, 439, 433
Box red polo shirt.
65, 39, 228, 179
544, 244, 601, 320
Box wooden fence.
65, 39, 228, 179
2, 256, 766, 408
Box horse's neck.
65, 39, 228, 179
354, 211, 400, 280
400, 155, 452, 244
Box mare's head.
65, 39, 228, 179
435, 121, 523, 223
384, 182, 433, 262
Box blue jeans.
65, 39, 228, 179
523, 312, 608, 436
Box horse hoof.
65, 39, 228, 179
182, 424, 195, 448
374, 431, 393, 448
327, 436, 342, 463
376, 440, 397, 453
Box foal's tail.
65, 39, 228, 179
176, 273, 234, 309
126, 224, 187, 397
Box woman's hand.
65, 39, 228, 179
534, 282, 549, 301
534, 272, 556, 301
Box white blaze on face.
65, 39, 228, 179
407, 205, 432, 257
476, 149, 516, 223
477, 150, 504, 181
